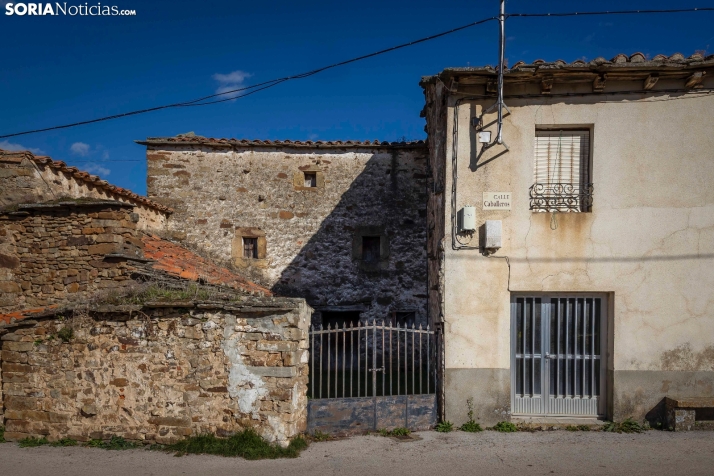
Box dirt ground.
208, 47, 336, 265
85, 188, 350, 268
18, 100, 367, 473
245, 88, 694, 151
1, 430, 713, 476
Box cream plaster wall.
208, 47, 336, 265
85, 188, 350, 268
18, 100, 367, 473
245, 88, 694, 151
443, 91, 714, 373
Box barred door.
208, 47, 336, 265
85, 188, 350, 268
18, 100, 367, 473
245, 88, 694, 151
511, 295, 607, 417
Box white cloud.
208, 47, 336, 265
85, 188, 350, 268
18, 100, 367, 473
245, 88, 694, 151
70, 142, 90, 156
212, 70, 252, 99
101, 150, 110, 160
81, 163, 111, 177
0, 140, 44, 155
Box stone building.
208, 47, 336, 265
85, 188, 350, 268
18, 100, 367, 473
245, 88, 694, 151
421, 52, 714, 426
1, 156, 310, 446
139, 137, 429, 327
0, 149, 171, 230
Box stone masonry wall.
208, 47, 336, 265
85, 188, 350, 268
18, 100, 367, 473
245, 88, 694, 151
0, 299, 311, 446
0, 152, 168, 230
146, 144, 429, 325
0, 202, 143, 312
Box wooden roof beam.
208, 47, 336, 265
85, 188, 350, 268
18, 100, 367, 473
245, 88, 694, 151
643, 74, 659, 90
685, 71, 705, 89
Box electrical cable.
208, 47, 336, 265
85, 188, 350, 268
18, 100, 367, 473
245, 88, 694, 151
2, 7, 713, 139
0, 16, 498, 139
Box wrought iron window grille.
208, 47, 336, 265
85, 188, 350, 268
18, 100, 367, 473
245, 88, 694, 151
529, 183, 594, 213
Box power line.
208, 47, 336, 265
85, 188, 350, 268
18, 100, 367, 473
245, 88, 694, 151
2, 7, 713, 140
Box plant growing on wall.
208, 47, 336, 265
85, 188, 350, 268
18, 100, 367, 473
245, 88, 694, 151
58, 326, 74, 343
460, 398, 483, 432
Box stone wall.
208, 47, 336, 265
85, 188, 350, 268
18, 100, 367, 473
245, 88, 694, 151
0, 201, 143, 312
0, 298, 311, 446
144, 143, 429, 325
0, 150, 169, 230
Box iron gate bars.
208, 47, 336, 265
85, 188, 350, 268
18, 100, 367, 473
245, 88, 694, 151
308, 320, 434, 399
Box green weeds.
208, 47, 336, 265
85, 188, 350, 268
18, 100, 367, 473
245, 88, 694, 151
311, 430, 330, 442
105, 283, 214, 305
460, 398, 483, 432
57, 327, 74, 343
0, 426, 5, 443
85, 436, 140, 450
19, 437, 50, 448
492, 421, 518, 433
154, 430, 308, 459
603, 418, 645, 434
50, 438, 78, 447
435, 421, 454, 433
565, 425, 591, 432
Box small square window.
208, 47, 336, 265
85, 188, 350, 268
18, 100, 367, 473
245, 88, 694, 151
362, 236, 380, 263
304, 172, 317, 187
243, 237, 258, 259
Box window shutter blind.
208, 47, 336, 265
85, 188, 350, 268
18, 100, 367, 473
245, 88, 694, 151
534, 130, 590, 186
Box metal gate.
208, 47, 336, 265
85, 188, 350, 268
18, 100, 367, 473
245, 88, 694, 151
511, 295, 607, 417
307, 320, 438, 433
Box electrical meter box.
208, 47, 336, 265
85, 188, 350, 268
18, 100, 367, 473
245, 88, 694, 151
459, 206, 476, 232
481, 220, 502, 250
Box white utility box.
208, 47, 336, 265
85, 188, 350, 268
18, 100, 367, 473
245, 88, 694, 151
481, 220, 502, 250
459, 206, 476, 232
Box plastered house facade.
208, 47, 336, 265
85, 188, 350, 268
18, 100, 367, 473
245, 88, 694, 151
421, 52, 714, 425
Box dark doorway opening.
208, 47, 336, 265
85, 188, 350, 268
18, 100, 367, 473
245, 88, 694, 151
321, 311, 361, 329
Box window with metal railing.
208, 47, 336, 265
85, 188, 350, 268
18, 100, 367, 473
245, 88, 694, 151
530, 129, 593, 212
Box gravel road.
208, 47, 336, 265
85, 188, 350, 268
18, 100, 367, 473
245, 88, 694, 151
1, 430, 713, 476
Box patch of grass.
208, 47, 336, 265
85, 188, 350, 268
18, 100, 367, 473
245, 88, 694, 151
156, 430, 308, 460
105, 283, 216, 305
390, 427, 411, 437
603, 418, 645, 434
85, 436, 141, 450
492, 421, 518, 433
565, 425, 591, 432
0, 426, 5, 443
19, 437, 49, 447
435, 421, 454, 433
57, 326, 73, 343
50, 438, 78, 447
311, 431, 330, 442
378, 428, 411, 437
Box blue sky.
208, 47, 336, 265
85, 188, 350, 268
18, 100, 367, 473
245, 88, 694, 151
2, 0, 713, 195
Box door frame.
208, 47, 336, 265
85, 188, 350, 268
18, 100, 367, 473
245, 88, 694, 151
510, 293, 609, 418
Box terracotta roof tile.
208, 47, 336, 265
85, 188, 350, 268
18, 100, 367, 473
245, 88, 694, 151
0, 306, 59, 325
424, 52, 714, 84
141, 234, 271, 296
0, 148, 172, 214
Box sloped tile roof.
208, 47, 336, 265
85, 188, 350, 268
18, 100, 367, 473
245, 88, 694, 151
0, 148, 172, 214
141, 233, 272, 296
138, 136, 427, 149
422, 52, 714, 83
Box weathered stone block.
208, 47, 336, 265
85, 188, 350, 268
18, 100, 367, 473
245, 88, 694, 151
246, 366, 297, 378
5, 396, 41, 411
257, 341, 298, 352
148, 416, 192, 428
